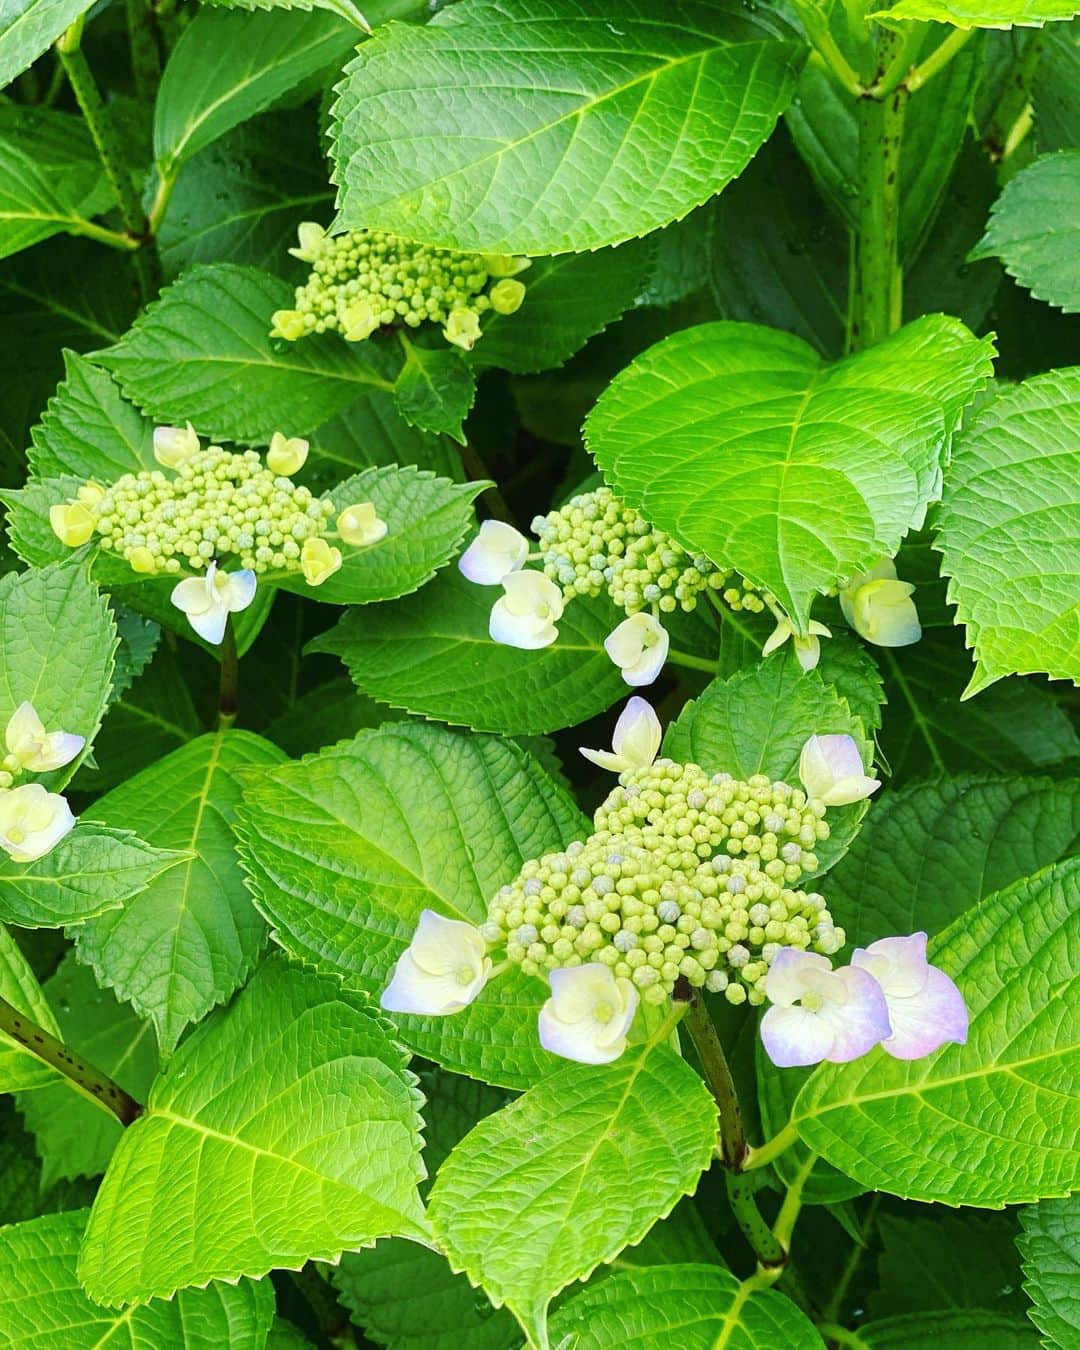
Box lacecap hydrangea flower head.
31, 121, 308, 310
48, 425, 390, 645
381, 708, 967, 1070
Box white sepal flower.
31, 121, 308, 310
851, 933, 968, 1060
288, 221, 326, 263
5, 702, 84, 773
49, 502, 95, 548
337, 502, 388, 548
839, 558, 921, 648
381, 909, 492, 1016
763, 616, 831, 671
538, 963, 639, 1065
604, 613, 669, 687
300, 537, 343, 586
170, 562, 256, 645
798, 734, 880, 806
0, 783, 76, 863
266, 432, 309, 477
153, 422, 200, 469
760, 949, 891, 1068
489, 571, 564, 649
458, 520, 530, 585
580, 697, 662, 774
443, 308, 482, 351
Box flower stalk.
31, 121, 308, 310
681, 991, 746, 1169
218, 617, 240, 727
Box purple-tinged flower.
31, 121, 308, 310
851, 932, 968, 1060
760, 949, 891, 1068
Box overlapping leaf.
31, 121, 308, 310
875, 1, 1080, 26
1019, 1195, 1080, 1347
0, 923, 60, 1094
237, 723, 587, 1088
0, 0, 96, 97
586, 316, 994, 627
331, 0, 805, 254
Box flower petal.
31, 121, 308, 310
853, 932, 929, 999
578, 747, 628, 773
458, 521, 529, 585
381, 951, 485, 1016
763, 947, 832, 1007
880, 964, 968, 1060
819, 964, 892, 1062
223, 569, 257, 614
170, 575, 213, 618
489, 598, 558, 649
185, 602, 229, 645
760, 1004, 836, 1067
6, 702, 44, 755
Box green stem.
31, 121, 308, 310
666, 647, 716, 674
0, 994, 143, 1126
772, 1149, 816, 1253
146, 167, 176, 237
819, 1324, 871, 1349
788, 0, 862, 96
706, 589, 764, 649
983, 31, 1045, 164
55, 21, 159, 301
851, 35, 907, 351
725, 1172, 786, 1271
904, 26, 974, 93
682, 994, 747, 1169
743, 1120, 800, 1171
70, 218, 142, 251
218, 619, 239, 727
125, 0, 161, 98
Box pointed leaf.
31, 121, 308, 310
875, 2, 1080, 28
0, 923, 60, 1094
393, 342, 476, 443
27, 350, 154, 481
1018, 1195, 1080, 1348
0, 0, 96, 89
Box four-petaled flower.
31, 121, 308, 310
604, 613, 669, 687
760, 949, 892, 1067
840, 559, 921, 648
459, 520, 530, 586
5, 702, 83, 774
489, 571, 564, 649
538, 963, 639, 1065
852, 933, 968, 1059
799, 734, 880, 806
580, 696, 662, 774
763, 616, 831, 671
381, 910, 493, 1016
338, 502, 389, 548
170, 561, 257, 644
0, 783, 75, 863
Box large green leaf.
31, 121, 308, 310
0, 141, 108, 262
0, 923, 60, 1094
0, 0, 95, 96
330, 0, 805, 254
826, 775, 1080, 947
586, 316, 994, 628
392, 341, 476, 444
312, 566, 628, 734
17, 956, 158, 1184
937, 368, 1080, 692
872, 1211, 1025, 1318
93, 264, 396, 443
74, 731, 285, 1055
858, 1309, 1040, 1347
876, 1, 1080, 27
1019, 1195, 1080, 1347
27, 351, 154, 481
791, 857, 1080, 1207
0, 106, 112, 221
548, 1263, 821, 1348
970, 152, 1080, 312
154, 7, 358, 174
308, 391, 463, 490
0, 1210, 275, 1348
0, 824, 184, 929
1034, 21, 1080, 153
237, 723, 587, 1088
427, 1035, 718, 1346
78, 960, 427, 1305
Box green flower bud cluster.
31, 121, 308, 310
273, 227, 529, 350
530, 487, 768, 619
483, 758, 843, 1006
90, 446, 335, 576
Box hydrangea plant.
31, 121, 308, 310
0, 1, 1076, 1348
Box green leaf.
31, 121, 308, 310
791, 857, 1080, 1207
0, 0, 95, 95
154, 8, 359, 174
937, 368, 1080, 692
970, 151, 1080, 312
276, 465, 482, 607
874, 1, 1080, 28
825, 775, 1080, 947
263, 676, 402, 758
858, 1309, 1040, 1348
664, 654, 878, 873
1034, 21, 1080, 153
93, 264, 396, 443
1019, 1195, 1080, 1347
330, 0, 805, 254
0, 824, 185, 929
393, 340, 476, 443
311, 566, 628, 734
0, 1210, 276, 1348
548, 1262, 822, 1348
0, 140, 106, 262
17, 956, 158, 1185
73, 730, 285, 1055
237, 723, 587, 1088
109, 607, 161, 702
878, 628, 1079, 778
586, 316, 994, 628
872, 1211, 1025, 1318
78, 960, 427, 1305
0, 1100, 97, 1225
427, 1036, 718, 1346
200, 0, 370, 21
471, 240, 653, 375
0, 922, 60, 1094
0, 106, 113, 221
0, 561, 116, 788
308, 391, 463, 490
